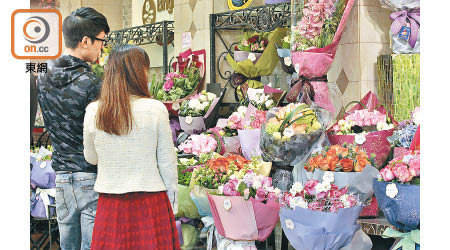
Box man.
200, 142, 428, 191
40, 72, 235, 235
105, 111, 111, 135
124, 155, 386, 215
37, 7, 109, 250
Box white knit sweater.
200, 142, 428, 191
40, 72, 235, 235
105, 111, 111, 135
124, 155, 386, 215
83, 97, 178, 213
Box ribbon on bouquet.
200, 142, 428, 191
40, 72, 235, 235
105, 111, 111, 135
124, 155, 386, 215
382, 228, 420, 250
390, 8, 420, 48
35, 187, 56, 218
231, 72, 262, 102
286, 75, 328, 104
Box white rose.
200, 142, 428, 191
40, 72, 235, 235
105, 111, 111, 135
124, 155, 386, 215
207, 92, 217, 101
199, 95, 207, 102
259, 94, 265, 104
265, 99, 274, 108
172, 102, 180, 111
188, 99, 201, 109
252, 179, 262, 190
198, 102, 209, 111
237, 106, 247, 117
315, 182, 331, 194
290, 182, 304, 194
264, 95, 270, 101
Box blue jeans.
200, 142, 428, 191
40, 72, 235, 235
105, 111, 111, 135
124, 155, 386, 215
55, 172, 98, 250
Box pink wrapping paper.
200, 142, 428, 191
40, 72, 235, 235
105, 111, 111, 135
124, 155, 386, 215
327, 91, 397, 168
207, 194, 280, 241
207, 195, 259, 241
290, 0, 356, 116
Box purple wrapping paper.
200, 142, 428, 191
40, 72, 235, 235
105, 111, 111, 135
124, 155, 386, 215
30, 194, 55, 219
176, 220, 184, 246
170, 118, 181, 145
30, 158, 56, 189
179, 116, 207, 135
238, 129, 262, 160
280, 205, 363, 250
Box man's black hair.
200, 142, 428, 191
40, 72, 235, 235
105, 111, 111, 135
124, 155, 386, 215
62, 7, 110, 49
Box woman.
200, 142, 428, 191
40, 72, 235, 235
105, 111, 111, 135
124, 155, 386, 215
83, 45, 180, 249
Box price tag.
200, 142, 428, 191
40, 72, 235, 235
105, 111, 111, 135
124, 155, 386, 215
386, 183, 399, 198
223, 198, 232, 211
40, 162, 47, 169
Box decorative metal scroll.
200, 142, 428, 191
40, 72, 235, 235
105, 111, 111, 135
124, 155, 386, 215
107, 21, 174, 47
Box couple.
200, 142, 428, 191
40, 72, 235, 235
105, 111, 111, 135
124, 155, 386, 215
37, 7, 180, 250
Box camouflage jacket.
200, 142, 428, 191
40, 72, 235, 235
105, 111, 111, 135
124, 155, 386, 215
37, 55, 101, 173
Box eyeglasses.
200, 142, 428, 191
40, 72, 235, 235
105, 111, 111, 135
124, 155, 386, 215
93, 37, 108, 46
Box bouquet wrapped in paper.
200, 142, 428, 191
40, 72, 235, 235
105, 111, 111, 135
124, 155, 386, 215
218, 106, 249, 154
233, 32, 269, 64
226, 28, 288, 103
374, 150, 420, 231
388, 107, 420, 158
261, 102, 331, 167
30, 146, 56, 219
149, 49, 206, 117
288, 0, 356, 116
327, 91, 397, 168
177, 128, 225, 156
178, 90, 224, 135
279, 175, 364, 250
389, 8, 420, 54
176, 157, 202, 219
297, 144, 379, 203
208, 172, 281, 241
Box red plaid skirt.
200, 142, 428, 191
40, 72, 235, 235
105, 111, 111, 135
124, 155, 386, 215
91, 192, 180, 250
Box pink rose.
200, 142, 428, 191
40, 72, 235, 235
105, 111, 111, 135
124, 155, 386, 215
267, 192, 278, 203
330, 201, 344, 213
408, 157, 420, 177
223, 182, 240, 196
304, 180, 319, 196
308, 201, 323, 211
255, 187, 268, 202
380, 167, 395, 181
316, 191, 328, 199
392, 164, 413, 183
262, 177, 272, 188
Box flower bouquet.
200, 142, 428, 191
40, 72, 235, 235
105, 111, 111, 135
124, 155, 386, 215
279, 175, 363, 250
190, 155, 271, 217
226, 27, 288, 103
374, 150, 420, 249
30, 146, 56, 219
388, 107, 420, 158
207, 172, 281, 241
233, 32, 269, 64
327, 91, 397, 168
91, 45, 112, 78
178, 90, 225, 135
260, 102, 331, 191
219, 106, 248, 154
153, 49, 206, 117
177, 128, 225, 156
237, 102, 268, 160
288, 0, 356, 116
176, 157, 202, 219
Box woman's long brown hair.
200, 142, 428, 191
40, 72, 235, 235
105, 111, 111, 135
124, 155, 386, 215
96, 45, 150, 135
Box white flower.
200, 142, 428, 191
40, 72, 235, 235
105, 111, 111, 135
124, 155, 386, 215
355, 133, 367, 145
188, 99, 201, 110
185, 116, 193, 125
290, 197, 307, 209
179, 158, 190, 164
207, 92, 217, 101
315, 182, 331, 194
172, 102, 180, 111
198, 102, 209, 111
248, 53, 257, 62
265, 99, 274, 108
284, 56, 292, 66
264, 95, 270, 102
218, 185, 224, 194
340, 194, 352, 208
322, 172, 334, 184
283, 127, 295, 139
338, 119, 346, 127
273, 187, 281, 196
258, 94, 266, 104
290, 182, 304, 195
237, 106, 247, 117
285, 219, 295, 230
199, 95, 207, 102
377, 121, 388, 131
252, 179, 262, 190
